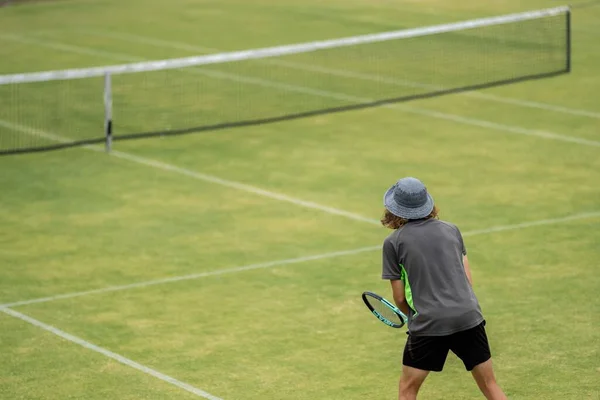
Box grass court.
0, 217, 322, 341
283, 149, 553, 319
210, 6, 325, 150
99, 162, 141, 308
0, 0, 599, 399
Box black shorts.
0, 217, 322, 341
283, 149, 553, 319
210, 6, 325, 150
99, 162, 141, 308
403, 321, 491, 372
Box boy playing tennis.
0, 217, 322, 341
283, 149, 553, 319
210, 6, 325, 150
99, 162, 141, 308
381, 177, 507, 400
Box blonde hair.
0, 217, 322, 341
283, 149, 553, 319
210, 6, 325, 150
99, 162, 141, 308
380, 206, 439, 230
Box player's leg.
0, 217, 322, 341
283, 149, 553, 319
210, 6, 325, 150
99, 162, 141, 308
471, 359, 507, 400
398, 365, 429, 400
449, 321, 507, 400
400, 334, 449, 399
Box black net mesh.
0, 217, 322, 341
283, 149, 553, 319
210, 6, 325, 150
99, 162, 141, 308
0, 10, 570, 155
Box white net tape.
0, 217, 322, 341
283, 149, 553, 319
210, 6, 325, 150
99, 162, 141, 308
0, 6, 569, 85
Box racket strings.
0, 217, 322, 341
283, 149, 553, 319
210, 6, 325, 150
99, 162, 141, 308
368, 299, 404, 324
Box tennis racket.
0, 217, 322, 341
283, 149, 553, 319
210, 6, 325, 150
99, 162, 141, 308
362, 291, 408, 328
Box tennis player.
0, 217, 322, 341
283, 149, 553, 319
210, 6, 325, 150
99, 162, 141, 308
381, 177, 507, 400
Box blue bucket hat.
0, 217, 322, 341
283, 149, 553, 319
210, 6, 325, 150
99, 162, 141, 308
383, 177, 434, 220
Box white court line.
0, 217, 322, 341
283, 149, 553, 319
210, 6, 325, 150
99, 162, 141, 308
0, 246, 381, 309
110, 150, 380, 224
398, 106, 600, 147
1, 308, 223, 400
79, 29, 600, 120
461, 211, 600, 236
1, 211, 598, 310
2, 34, 599, 148
0, 119, 380, 225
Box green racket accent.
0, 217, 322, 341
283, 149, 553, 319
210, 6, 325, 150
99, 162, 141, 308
380, 297, 398, 310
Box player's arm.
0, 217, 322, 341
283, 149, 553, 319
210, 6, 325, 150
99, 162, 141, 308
455, 225, 473, 286
382, 238, 409, 315
463, 255, 473, 286
390, 279, 410, 316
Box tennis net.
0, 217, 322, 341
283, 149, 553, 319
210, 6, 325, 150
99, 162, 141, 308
0, 6, 571, 155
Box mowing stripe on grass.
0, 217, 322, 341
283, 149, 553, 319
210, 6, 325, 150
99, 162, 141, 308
1, 307, 224, 400
2, 34, 599, 148
0, 34, 136, 62
81, 29, 600, 120
0, 119, 380, 225
1, 211, 598, 309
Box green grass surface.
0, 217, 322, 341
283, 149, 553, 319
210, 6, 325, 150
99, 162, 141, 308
1, 0, 599, 399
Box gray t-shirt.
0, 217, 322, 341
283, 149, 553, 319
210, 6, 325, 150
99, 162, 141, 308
382, 219, 483, 336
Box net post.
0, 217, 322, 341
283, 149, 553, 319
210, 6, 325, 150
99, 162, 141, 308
104, 72, 113, 153
565, 8, 572, 73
